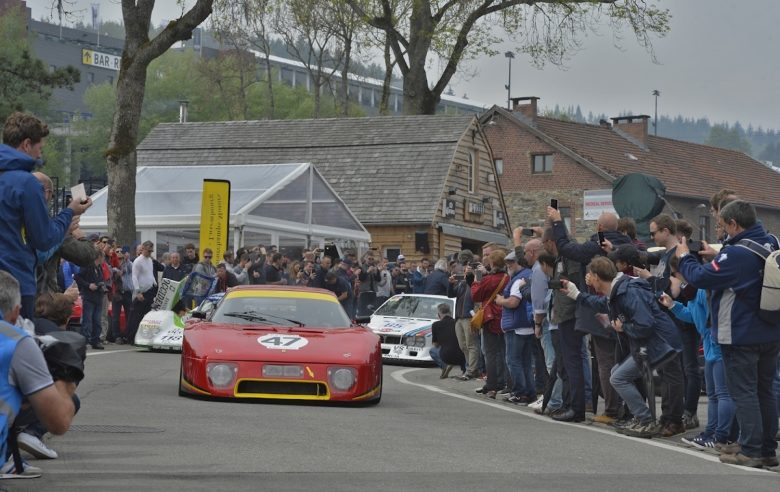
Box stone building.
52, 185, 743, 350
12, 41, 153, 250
136, 115, 511, 262
481, 98, 780, 243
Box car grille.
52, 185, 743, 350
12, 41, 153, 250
236, 380, 328, 397
380, 335, 402, 345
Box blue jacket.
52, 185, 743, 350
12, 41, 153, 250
553, 222, 630, 339
447, 277, 474, 318
501, 269, 533, 332
678, 224, 780, 345
0, 144, 74, 296
412, 269, 426, 294
578, 276, 682, 369
422, 269, 449, 296
670, 290, 720, 362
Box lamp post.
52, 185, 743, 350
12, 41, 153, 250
504, 51, 515, 110
652, 90, 660, 136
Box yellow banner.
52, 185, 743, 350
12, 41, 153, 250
199, 180, 231, 261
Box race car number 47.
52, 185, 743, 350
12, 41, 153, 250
258, 335, 308, 350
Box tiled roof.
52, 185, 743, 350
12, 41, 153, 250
137, 115, 477, 224
529, 116, 780, 209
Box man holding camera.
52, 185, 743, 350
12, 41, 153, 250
74, 248, 107, 350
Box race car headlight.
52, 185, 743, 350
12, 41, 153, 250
328, 367, 357, 391
207, 362, 238, 388
415, 337, 426, 348
404, 337, 416, 347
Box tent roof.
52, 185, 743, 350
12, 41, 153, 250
81, 163, 370, 241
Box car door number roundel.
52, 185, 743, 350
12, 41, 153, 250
257, 335, 308, 350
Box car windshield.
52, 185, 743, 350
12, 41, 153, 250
210, 296, 352, 328
373, 296, 452, 319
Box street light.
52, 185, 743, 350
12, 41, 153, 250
652, 90, 660, 136
505, 51, 515, 110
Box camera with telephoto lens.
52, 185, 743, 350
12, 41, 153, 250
96, 282, 109, 294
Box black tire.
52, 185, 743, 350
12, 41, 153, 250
178, 366, 187, 397
367, 370, 382, 405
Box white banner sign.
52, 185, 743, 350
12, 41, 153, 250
90, 3, 99, 30
583, 190, 619, 221
82, 49, 121, 71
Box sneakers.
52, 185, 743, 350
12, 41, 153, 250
588, 414, 617, 424
612, 418, 640, 435
681, 432, 708, 446
719, 452, 763, 468
528, 397, 544, 410
0, 456, 42, 478
486, 391, 497, 399
715, 441, 740, 455
683, 412, 700, 430
516, 396, 532, 406
115, 338, 126, 345
91, 343, 105, 350
624, 420, 663, 439
661, 422, 686, 438
498, 387, 511, 395
454, 374, 472, 381
16, 433, 57, 459
476, 375, 487, 381
474, 387, 487, 394
439, 365, 453, 379
762, 456, 779, 467
691, 436, 717, 449
503, 395, 524, 404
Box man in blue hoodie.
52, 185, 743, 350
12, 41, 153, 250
0, 113, 92, 319
677, 200, 780, 468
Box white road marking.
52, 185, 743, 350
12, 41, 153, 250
86, 349, 137, 357
391, 368, 772, 474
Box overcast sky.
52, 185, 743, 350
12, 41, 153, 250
26, 0, 780, 129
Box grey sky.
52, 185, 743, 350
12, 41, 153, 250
27, 0, 780, 129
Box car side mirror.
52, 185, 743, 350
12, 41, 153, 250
354, 316, 371, 325
191, 311, 207, 319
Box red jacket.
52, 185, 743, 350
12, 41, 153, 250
470, 271, 509, 333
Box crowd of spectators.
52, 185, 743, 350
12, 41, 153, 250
430, 189, 780, 469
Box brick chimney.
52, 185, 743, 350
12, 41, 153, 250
610, 115, 650, 147
510, 97, 539, 122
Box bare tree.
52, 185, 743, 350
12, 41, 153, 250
195, 49, 258, 120
105, 0, 215, 246
347, 0, 670, 115
212, 0, 277, 119
273, 0, 343, 118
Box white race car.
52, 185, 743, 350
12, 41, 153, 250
134, 293, 224, 351
368, 294, 455, 363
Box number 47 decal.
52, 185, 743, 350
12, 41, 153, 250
258, 335, 309, 350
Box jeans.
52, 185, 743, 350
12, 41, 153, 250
81, 299, 103, 346
112, 290, 133, 340
505, 332, 536, 399
100, 296, 110, 342
126, 291, 155, 344
704, 359, 735, 443
357, 291, 377, 317
477, 332, 486, 376
429, 346, 466, 372
542, 322, 562, 408
656, 352, 685, 425
592, 335, 620, 417
559, 319, 586, 415
532, 337, 547, 390
721, 341, 780, 458
775, 354, 780, 417
550, 328, 570, 410
681, 324, 702, 415
582, 336, 593, 404
481, 329, 505, 391
455, 318, 479, 377
611, 356, 653, 423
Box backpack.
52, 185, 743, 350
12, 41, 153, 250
734, 234, 780, 324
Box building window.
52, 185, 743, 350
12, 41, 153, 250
467, 150, 476, 194
49, 64, 56, 72
87, 72, 95, 84
699, 215, 710, 241
532, 154, 553, 174
384, 247, 401, 263
494, 158, 503, 175
107, 76, 114, 85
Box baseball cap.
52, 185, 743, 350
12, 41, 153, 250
397, 254, 405, 261
607, 244, 640, 264
89, 233, 100, 241
505, 251, 517, 262
342, 257, 353, 267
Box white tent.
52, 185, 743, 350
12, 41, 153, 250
80, 163, 371, 254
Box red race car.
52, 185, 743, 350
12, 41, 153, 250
179, 286, 383, 404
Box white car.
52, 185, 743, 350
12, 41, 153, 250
134, 293, 224, 351
368, 294, 455, 363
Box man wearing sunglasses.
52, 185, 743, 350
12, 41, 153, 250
194, 248, 216, 277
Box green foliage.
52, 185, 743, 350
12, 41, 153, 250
704, 125, 752, 154
0, 7, 81, 122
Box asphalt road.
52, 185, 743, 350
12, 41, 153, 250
10, 347, 780, 492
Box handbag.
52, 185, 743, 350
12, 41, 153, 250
470, 276, 508, 332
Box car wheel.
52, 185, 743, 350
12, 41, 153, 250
178, 366, 187, 397
367, 372, 382, 405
